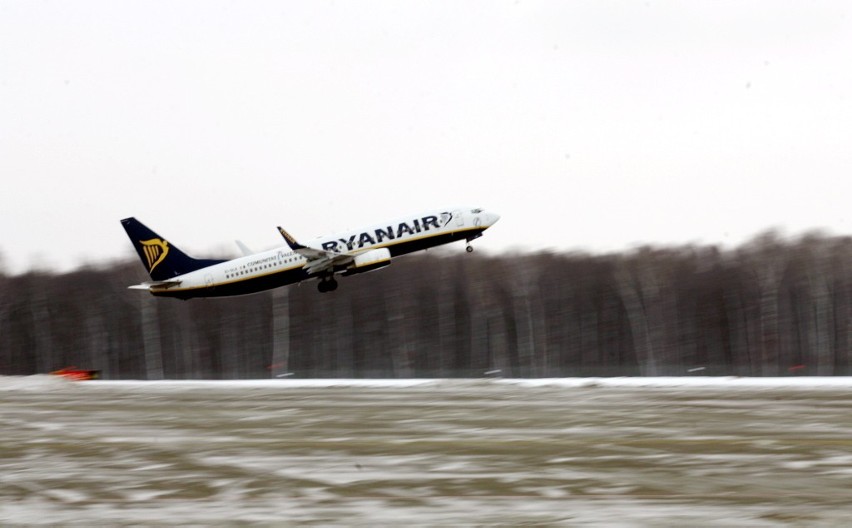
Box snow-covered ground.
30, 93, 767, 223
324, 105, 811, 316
9, 375, 852, 390
2, 376, 852, 526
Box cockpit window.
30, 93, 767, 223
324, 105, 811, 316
471, 208, 483, 213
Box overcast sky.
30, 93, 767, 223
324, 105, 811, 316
1, 1, 851, 274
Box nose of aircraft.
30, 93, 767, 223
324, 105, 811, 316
485, 211, 501, 227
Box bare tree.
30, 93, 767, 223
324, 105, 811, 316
140, 296, 164, 379
614, 249, 674, 376
270, 284, 290, 378
737, 231, 789, 376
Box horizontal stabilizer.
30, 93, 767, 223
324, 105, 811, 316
128, 279, 183, 291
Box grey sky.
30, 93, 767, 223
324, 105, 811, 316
1, 1, 850, 274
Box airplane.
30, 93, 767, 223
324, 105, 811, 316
120, 207, 500, 299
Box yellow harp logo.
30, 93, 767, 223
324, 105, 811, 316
140, 238, 169, 272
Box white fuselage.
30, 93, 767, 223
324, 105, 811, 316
147, 207, 499, 298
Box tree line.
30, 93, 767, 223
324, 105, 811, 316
2, 231, 851, 379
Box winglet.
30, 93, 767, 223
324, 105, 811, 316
277, 226, 305, 251
277, 226, 330, 261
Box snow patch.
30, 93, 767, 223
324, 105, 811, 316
495, 376, 852, 389
0, 375, 75, 392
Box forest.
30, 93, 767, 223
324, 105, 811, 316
2, 230, 852, 379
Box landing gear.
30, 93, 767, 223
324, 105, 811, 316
465, 233, 481, 253
317, 276, 338, 293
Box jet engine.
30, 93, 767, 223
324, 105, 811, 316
343, 248, 392, 275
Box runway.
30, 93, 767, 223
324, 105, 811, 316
2, 377, 852, 526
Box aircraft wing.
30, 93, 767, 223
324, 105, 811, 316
128, 279, 183, 290
277, 226, 354, 275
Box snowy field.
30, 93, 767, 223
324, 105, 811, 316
2, 377, 852, 527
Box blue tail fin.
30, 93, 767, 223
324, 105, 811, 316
120, 217, 226, 281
